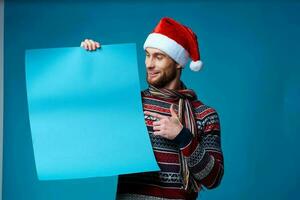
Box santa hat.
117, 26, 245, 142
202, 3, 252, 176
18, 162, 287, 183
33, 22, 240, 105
143, 17, 203, 71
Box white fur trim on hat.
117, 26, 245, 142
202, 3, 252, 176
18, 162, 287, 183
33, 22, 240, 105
190, 60, 203, 71
143, 33, 190, 67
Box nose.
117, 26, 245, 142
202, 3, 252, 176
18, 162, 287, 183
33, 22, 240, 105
145, 56, 155, 69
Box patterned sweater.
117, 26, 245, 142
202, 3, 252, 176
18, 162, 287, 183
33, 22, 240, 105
117, 89, 224, 200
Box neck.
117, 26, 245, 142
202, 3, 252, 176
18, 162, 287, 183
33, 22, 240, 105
163, 78, 181, 90
150, 69, 182, 90
164, 69, 182, 90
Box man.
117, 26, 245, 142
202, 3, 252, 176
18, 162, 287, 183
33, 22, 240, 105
81, 17, 224, 200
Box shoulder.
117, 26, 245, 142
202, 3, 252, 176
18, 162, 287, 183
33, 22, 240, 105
141, 89, 174, 111
192, 99, 220, 131
141, 89, 151, 97
192, 100, 219, 118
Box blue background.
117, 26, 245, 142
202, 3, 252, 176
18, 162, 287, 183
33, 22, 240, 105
4, 0, 300, 199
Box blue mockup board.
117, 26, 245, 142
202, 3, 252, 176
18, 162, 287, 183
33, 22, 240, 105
25, 44, 159, 180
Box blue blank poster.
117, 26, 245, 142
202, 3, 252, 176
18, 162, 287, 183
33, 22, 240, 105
25, 44, 159, 180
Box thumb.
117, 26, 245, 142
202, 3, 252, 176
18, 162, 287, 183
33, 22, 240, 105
170, 104, 178, 118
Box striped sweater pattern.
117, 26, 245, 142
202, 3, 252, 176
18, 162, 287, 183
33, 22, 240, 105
117, 89, 224, 200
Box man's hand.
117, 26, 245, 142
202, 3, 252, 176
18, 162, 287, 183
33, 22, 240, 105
144, 104, 183, 140
80, 39, 101, 51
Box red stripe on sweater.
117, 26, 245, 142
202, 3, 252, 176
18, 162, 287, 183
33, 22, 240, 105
196, 108, 215, 119
204, 123, 220, 132
181, 138, 199, 157
143, 96, 178, 104
146, 119, 154, 126
201, 159, 222, 188
144, 104, 171, 114
192, 101, 203, 108
208, 151, 223, 161
154, 150, 180, 164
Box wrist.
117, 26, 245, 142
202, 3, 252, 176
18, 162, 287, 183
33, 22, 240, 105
173, 127, 193, 148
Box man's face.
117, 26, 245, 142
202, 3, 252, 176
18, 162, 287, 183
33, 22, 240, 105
145, 47, 181, 88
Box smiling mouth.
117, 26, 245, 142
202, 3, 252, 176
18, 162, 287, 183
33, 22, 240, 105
148, 72, 160, 78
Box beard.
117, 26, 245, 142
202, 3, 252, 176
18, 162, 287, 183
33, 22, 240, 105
146, 67, 177, 88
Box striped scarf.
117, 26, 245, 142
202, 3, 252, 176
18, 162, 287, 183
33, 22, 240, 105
148, 83, 199, 192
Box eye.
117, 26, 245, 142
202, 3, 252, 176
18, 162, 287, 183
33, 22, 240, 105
156, 56, 163, 60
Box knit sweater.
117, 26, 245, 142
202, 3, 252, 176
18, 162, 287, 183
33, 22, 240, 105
117, 89, 224, 200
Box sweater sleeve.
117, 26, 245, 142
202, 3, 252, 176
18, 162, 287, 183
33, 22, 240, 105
173, 107, 224, 190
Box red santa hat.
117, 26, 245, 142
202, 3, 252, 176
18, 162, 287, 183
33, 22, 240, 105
143, 17, 203, 71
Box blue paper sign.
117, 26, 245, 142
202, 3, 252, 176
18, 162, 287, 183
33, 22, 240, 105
25, 44, 159, 180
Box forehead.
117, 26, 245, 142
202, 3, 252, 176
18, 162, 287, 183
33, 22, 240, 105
145, 47, 178, 65
145, 47, 167, 55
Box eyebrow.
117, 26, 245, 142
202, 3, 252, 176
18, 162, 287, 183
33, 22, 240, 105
145, 50, 166, 57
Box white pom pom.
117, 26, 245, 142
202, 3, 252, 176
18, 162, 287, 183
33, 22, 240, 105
190, 60, 203, 71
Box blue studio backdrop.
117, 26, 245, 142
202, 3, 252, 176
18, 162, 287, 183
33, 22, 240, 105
4, 0, 300, 200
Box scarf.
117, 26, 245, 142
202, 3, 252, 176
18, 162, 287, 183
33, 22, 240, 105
148, 83, 200, 192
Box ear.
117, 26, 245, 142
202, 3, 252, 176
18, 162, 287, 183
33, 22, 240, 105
176, 63, 182, 69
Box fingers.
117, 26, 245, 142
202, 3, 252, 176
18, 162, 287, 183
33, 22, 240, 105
153, 125, 161, 131
153, 130, 163, 136
153, 121, 161, 126
80, 39, 101, 51
144, 111, 169, 138
144, 111, 166, 120
170, 104, 178, 117
153, 120, 166, 137
153, 130, 169, 139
